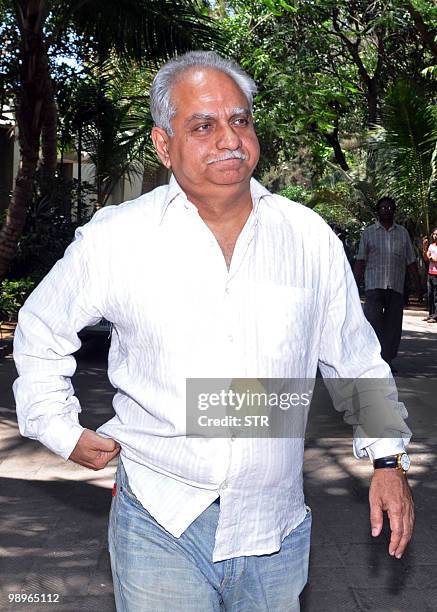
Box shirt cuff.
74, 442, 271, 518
354, 438, 407, 462
39, 414, 85, 460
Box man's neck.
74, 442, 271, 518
182, 182, 254, 270
185, 183, 254, 226
379, 220, 395, 230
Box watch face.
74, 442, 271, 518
400, 454, 410, 471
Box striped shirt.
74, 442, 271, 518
13, 177, 408, 562
357, 222, 416, 294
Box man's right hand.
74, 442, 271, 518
69, 429, 121, 470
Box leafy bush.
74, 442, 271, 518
9, 176, 94, 280
10, 213, 79, 281
279, 185, 310, 204
0, 278, 36, 321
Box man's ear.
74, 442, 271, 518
151, 127, 172, 169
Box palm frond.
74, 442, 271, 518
369, 79, 437, 234
65, 0, 224, 63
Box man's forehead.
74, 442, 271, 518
171, 67, 248, 103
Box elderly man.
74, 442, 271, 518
14, 52, 413, 612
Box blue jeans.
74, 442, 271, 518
108, 459, 311, 611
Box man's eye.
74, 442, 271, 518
194, 124, 211, 132
233, 117, 249, 126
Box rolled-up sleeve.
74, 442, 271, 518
13, 223, 104, 459
318, 233, 411, 460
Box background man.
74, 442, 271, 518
354, 196, 420, 371
14, 52, 413, 611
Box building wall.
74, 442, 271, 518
1, 125, 168, 217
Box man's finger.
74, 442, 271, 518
394, 504, 414, 559
93, 446, 121, 469
370, 502, 383, 537
87, 430, 120, 452
388, 507, 404, 555
69, 429, 120, 469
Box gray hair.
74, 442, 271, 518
150, 50, 257, 136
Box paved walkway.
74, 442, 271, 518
0, 311, 436, 611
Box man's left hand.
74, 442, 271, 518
369, 468, 414, 558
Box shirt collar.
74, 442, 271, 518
159, 174, 187, 224
158, 174, 271, 225
375, 220, 398, 232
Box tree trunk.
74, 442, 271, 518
77, 123, 83, 223
0, 0, 48, 279
405, 2, 437, 60
39, 75, 58, 196
324, 125, 349, 171
367, 78, 379, 127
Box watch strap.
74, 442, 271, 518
374, 455, 399, 469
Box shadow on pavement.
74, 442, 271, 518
301, 437, 437, 612
0, 476, 115, 612
396, 329, 437, 378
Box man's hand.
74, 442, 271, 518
69, 428, 121, 470
353, 259, 366, 285
369, 468, 414, 559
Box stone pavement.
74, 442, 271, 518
0, 311, 436, 612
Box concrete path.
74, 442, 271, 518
0, 312, 436, 612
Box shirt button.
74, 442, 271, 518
228, 335, 234, 342
220, 481, 228, 491
225, 287, 230, 295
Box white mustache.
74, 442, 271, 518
207, 151, 247, 164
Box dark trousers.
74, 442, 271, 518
363, 289, 404, 365
427, 275, 437, 319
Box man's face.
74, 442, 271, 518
377, 200, 395, 224
151, 68, 260, 204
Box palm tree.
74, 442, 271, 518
0, 0, 220, 279
67, 65, 156, 211
370, 79, 437, 235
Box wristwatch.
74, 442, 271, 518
373, 453, 410, 474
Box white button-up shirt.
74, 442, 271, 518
357, 222, 416, 294
13, 177, 409, 562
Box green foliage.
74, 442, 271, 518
9, 175, 93, 280
370, 79, 437, 233
278, 180, 367, 254
0, 0, 224, 279
279, 185, 310, 204
218, 0, 437, 238
0, 278, 36, 321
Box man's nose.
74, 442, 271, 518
216, 123, 241, 149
